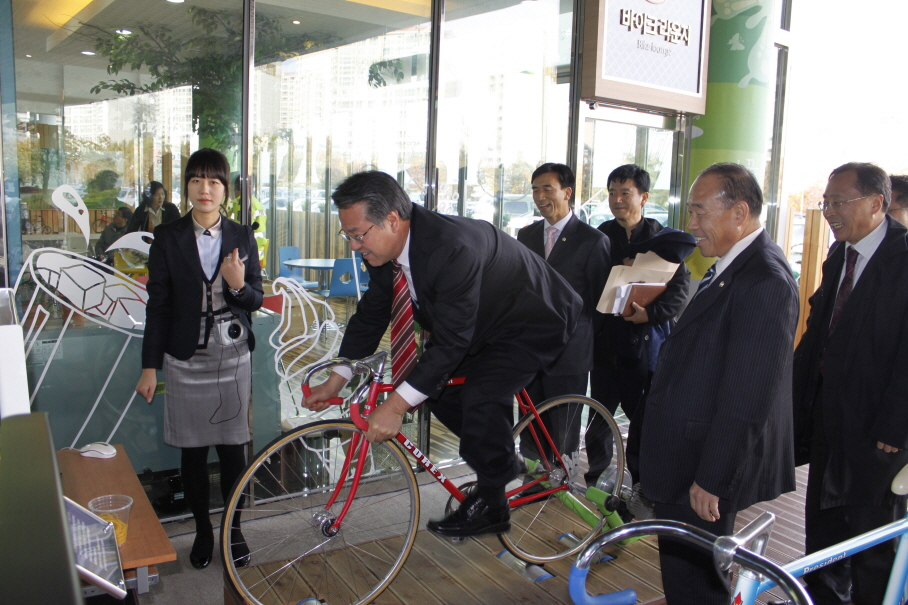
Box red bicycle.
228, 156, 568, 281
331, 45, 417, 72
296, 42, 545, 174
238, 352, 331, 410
222, 352, 627, 605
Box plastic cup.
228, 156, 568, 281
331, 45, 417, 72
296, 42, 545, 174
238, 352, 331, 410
88, 494, 133, 546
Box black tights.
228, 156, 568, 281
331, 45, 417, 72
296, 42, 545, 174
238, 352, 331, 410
181, 443, 247, 535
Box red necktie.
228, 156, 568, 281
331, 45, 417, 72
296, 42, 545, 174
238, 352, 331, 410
828, 246, 858, 335
391, 261, 417, 388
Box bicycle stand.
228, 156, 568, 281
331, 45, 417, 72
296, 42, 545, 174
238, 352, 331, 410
495, 549, 555, 583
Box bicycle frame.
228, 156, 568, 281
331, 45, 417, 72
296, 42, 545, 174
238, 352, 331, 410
303, 354, 625, 539
732, 514, 908, 605
571, 508, 908, 605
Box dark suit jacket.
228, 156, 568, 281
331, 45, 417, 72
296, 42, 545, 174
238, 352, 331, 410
339, 204, 583, 398
639, 230, 798, 508
596, 218, 693, 371
142, 213, 264, 369
793, 216, 908, 508
517, 214, 611, 375
127, 201, 181, 234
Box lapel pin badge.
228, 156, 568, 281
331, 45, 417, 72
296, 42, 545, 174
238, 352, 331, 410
719, 281, 725, 287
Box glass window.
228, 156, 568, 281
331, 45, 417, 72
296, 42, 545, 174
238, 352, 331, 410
249, 2, 431, 268
434, 0, 573, 235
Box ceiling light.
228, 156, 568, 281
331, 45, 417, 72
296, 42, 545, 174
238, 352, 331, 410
81, 51, 96, 55
292, 20, 301, 24
116, 29, 132, 35
166, 0, 185, 3
25, 54, 32, 58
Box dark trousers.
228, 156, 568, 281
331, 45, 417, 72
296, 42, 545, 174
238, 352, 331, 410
590, 353, 649, 482
805, 402, 903, 605
427, 345, 536, 490
654, 500, 738, 605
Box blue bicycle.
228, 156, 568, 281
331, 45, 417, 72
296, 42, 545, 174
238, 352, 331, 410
569, 463, 908, 605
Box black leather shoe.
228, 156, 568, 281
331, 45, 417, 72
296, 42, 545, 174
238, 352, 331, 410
230, 529, 251, 568
190, 530, 213, 569
427, 493, 510, 538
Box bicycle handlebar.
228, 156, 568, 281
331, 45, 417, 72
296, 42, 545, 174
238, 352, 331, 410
569, 520, 813, 605
302, 354, 388, 432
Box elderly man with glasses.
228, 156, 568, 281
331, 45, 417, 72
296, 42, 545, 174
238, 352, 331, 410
793, 162, 908, 605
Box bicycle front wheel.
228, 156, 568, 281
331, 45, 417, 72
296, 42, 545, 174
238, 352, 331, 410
221, 420, 420, 605
501, 396, 624, 564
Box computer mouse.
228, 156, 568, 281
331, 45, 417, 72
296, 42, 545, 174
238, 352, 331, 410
79, 442, 117, 458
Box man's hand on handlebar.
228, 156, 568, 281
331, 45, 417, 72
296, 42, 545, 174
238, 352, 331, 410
365, 392, 411, 443
302, 372, 347, 412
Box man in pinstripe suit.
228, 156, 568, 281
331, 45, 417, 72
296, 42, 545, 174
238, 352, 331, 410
637, 163, 799, 604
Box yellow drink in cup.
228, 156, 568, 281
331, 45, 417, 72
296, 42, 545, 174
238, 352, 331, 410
88, 495, 133, 547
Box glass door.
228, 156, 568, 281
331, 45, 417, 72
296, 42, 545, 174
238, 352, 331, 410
577, 112, 685, 230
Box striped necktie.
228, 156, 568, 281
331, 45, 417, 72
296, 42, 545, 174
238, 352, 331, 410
391, 261, 417, 388
695, 263, 717, 298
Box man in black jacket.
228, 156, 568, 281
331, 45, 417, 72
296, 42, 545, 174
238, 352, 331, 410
303, 171, 582, 538
793, 162, 908, 605
594, 164, 693, 479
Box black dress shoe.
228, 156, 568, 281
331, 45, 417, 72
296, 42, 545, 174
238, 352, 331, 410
190, 530, 213, 569
427, 493, 511, 538
230, 529, 251, 568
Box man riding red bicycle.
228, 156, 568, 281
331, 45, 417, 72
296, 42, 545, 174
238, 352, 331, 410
303, 171, 582, 539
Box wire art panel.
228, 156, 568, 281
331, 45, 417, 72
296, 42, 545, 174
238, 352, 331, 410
266, 276, 347, 430
15, 185, 157, 449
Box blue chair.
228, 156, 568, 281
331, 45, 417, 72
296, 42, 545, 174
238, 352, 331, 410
353, 251, 370, 293
314, 258, 360, 323
278, 246, 317, 288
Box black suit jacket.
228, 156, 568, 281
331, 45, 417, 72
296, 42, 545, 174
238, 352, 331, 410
793, 216, 908, 508
127, 201, 181, 234
517, 214, 611, 375
339, 204, 583, 398
639, 230, 798, 508
142, 213, 264, 369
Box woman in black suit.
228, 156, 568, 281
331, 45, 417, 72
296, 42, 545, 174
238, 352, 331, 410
135, 149, 263, 570
127, 181, 181, 233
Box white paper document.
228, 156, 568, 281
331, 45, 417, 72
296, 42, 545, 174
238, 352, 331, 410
596, 251, 680, 314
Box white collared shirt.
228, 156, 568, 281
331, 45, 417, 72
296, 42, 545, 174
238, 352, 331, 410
712, 227, 764, 280
193, 213, 223, 280
838, 217, 887, 290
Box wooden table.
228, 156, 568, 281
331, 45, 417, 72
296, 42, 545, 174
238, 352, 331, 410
57, 445, 177, 594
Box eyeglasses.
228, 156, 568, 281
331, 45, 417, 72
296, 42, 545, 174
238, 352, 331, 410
338, 224, 374, 243
817, 195, 870, 212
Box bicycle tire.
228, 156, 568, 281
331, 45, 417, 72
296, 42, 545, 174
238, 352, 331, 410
92, 219, 105, 233
500, 396, 625, 564
221, 419, 420, 605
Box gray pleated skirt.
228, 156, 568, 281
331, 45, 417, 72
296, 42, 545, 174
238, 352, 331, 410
163, 317, 251, 448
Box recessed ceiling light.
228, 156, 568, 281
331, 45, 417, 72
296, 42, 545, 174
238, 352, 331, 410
81, 51, 96, 55
166, 0, 184, 3
115, 29, 132, 35
292, 20, 301, 24
25, 54, 32, 58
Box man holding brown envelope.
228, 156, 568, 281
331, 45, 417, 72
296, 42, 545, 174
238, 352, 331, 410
593, 164, 695, 481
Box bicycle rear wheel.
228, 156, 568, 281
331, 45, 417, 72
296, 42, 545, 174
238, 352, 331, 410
501, 396, 624, 564
221, 420, 420, 605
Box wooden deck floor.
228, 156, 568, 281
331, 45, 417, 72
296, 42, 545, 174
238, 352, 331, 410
265, 285, 809, 604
